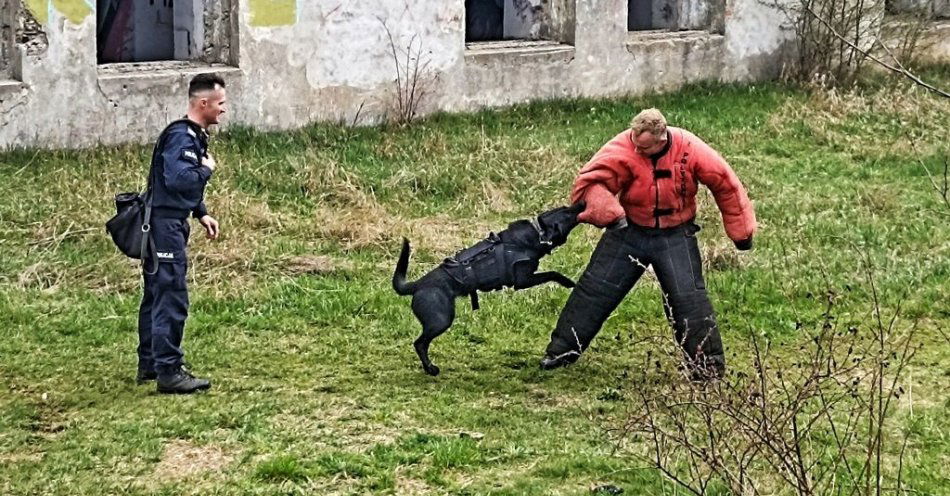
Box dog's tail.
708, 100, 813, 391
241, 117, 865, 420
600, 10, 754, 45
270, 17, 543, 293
392, 238, 419, 296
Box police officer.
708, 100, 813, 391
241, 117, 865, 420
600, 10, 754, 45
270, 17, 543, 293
136, 73, 226, 394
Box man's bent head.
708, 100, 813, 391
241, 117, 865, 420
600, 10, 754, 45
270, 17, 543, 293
630, 108, 668, 156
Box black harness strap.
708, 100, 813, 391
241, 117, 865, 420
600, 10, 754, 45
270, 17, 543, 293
142, 119, 206, 275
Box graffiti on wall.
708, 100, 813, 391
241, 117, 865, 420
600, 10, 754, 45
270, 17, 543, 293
25, 0, 92, 25
250, 0, 296, 27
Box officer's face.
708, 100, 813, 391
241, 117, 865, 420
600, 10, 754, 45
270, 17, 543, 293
199, 87, 227, 126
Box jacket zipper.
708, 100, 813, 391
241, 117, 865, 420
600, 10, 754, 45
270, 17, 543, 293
652, 156, 660, 228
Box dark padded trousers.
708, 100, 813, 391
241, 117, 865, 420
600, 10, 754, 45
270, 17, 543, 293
137, 217, 191, 377
545, 221, 725, 373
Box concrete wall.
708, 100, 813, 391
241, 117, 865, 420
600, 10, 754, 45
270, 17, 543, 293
890, 0, 950, 16
0, 0, 13, 76
914, 19, 950, 62
0, 0, 796, 149
173, 0, 205, 61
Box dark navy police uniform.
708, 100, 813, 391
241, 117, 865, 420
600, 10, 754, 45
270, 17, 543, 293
137, 120, 213, 378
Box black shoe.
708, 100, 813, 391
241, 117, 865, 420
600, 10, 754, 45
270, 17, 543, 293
157, 370, 211, 394
539, 353, 577, 370
136, 369, 157, 384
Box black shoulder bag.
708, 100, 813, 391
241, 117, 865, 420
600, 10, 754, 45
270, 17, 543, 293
105, 119, 194, 275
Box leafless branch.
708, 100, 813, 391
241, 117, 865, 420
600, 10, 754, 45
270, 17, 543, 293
800, 3, 950, 98
379, 20, 437, 126
604, 238, 920, 496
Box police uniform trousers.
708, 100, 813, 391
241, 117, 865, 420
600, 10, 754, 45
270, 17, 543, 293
545, 221, 725, 372
137, 216, 190, 376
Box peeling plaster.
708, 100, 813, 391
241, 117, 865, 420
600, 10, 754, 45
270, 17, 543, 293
3, 0, 806, 148
17, 2, 49, 57
202, 0, 235, 64
0, 87, 32, 130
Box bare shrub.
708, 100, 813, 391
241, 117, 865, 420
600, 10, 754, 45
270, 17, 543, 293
775, 0, 887, 85
380, 21, 438, 126
771, 0, 947, 95
604, 250, 921, 495
879, 8, 935, 69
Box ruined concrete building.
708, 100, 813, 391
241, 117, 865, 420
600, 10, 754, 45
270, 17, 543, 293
0, 0, 947, 148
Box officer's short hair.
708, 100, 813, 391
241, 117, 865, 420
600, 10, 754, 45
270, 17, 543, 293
630, 108, 667, 137
189, 73, 226, 97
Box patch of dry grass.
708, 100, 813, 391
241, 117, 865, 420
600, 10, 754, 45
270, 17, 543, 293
767, 81, 950, 156
152, 440, 232, 483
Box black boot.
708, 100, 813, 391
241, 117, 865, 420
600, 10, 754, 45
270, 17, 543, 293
539, 352, 578, 370
136, 369, 157, 384
157, 369, 211, 394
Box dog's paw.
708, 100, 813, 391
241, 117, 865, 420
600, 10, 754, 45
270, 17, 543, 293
424, 364, 441, 376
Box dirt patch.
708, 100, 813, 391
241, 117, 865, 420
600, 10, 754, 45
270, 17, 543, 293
153, 440, 231, 483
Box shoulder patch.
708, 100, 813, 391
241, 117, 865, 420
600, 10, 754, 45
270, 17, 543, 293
181, 149, 199, 164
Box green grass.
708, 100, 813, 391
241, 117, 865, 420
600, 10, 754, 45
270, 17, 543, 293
1, 71, 949, 495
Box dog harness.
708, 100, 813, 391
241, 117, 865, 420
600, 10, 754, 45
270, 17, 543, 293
442, 220, 546, 310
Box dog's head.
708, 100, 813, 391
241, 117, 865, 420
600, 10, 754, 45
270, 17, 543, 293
536, 201, 586, 247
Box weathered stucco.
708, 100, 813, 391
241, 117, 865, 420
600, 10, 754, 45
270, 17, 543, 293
912, 19, 950, 61
0, 0, 14, 76
1, 0, 802, 149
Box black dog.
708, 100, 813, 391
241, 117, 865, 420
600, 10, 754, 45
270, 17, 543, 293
392, 202, 585, 375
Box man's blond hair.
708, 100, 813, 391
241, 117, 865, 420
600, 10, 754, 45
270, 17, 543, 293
630, 108, 667, 136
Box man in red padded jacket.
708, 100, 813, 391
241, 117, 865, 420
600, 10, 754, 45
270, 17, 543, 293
540, 108, 756, 378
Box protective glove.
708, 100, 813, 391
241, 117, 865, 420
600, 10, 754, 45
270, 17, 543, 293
734, 237, 753, 251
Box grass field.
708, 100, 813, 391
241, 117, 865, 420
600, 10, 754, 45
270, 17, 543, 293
1, 68, 948, 495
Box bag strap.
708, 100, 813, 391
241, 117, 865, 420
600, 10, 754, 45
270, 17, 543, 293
141, 119, 202, 275
145, 118, 200, 195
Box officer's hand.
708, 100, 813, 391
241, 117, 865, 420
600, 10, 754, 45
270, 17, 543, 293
199, 215, 220, 240
202, 154, 217, 171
